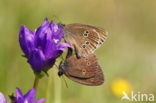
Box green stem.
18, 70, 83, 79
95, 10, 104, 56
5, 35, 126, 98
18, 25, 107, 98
54, 69, 62, 103
46, 69, 62, 103
46, 70, 53, 103
33, 75, 40, 90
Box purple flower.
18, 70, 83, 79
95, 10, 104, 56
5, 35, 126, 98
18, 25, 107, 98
15, 88, 45, 103
0, 88, 45, 103
19, 18, 71, 72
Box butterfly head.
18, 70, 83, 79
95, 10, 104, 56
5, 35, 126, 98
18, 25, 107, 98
58, 61, 65, 77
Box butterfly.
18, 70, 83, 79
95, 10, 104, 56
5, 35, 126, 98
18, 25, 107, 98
63, 23, 108, 57
57, 23, 107, 86
58, 53, 104, 86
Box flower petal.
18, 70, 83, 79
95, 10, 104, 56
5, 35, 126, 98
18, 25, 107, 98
34, 20, 52, 49
15, 88, 45, 103
51, 23, 63, 41
0, 92, 7, 103
19, 25, 35, 57
41, 18, 49, 27
28, 49, 45, 72
24, 88, 36, 103
16, 88, 23, 99
36, 98, 46, 103
43, 39, 57, 59
16, 88, 25, 103
57, 43, 73, 52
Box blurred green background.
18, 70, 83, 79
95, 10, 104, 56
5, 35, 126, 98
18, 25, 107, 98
0, 0, 156, 103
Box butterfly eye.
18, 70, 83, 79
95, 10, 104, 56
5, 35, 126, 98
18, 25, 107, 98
83, 30, 89, 37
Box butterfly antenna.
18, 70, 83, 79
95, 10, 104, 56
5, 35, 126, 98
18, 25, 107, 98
62, 76, 69, 88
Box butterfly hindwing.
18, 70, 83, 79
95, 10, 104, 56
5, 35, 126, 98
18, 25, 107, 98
59, 54, 104, 86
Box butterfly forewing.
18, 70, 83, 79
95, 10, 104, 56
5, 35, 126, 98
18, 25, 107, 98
63, 23, 108, 57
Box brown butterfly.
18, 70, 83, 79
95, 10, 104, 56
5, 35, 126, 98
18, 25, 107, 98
63, 23, 108, 57
58, 52, 104, 86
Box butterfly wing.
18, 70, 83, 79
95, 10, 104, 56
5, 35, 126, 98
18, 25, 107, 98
60, 54, 104, 86
63, 54, 96, 78
68, 64, 104, 86
63, 23, 108, 57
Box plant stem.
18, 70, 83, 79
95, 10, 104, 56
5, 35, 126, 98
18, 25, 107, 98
46, 70, 53, 103
33, 75, 40, 90
54, 69, 62, 103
